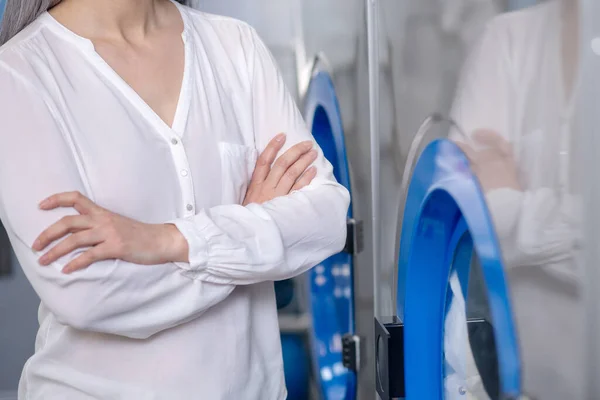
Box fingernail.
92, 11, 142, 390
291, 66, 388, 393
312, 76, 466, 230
309, 149, 318, 158
38, 255, 48, 265
39, 199, 49, 209
275, 133, 286, 142
304, 141, 313, 149
32, 239, 41, 251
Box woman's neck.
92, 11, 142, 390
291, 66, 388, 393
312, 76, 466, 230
50, 0, 172, 42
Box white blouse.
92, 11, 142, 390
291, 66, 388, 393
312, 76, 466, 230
0, 3, 349, 399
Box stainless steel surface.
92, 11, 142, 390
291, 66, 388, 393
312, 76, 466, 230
581, 0, 600, 398
367, 0, 381, 322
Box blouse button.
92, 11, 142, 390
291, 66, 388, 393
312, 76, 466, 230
181, 169, 189, 177
171, 138, 179, 145
186, 204, 193, 211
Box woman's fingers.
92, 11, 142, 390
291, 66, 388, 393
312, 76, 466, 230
62, 244, 110, 274
276, 149, 318, 194
290, 166, 318, 192
39, 191, 103, 215
251, 133, 286, 186
38, 229, 102, 266
33, 215, 93, 251
244, 134, 286, 206
471, 129, 512, 156
454, 130, 521, 193
265, 141, 314, 188
243, 138, 319, 205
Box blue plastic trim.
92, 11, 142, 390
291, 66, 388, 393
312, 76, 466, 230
0, 0, 6, 25
397, 139, 521, 399
304, 70, 356, 400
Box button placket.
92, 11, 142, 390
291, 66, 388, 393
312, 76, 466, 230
167, 137, 196, 217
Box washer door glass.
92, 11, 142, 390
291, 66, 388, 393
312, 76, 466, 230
443, 233, 500, 400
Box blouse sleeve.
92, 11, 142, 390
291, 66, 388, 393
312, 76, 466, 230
170, 27, 350, 285
0, 63, 236, 339
449, 18, 578, 280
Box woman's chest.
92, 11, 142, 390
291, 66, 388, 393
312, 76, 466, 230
59, 71, 258, 222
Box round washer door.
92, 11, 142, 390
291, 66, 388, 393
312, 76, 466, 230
397, 139, 522, 399
303, 67, 356, 400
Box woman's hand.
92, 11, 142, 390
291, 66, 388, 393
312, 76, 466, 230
33, 192, 188, 274
243, 133, 318, 206
455, 130, 521, 193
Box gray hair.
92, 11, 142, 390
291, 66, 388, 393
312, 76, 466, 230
0, 0, 60, 45
0, 0, 188, 46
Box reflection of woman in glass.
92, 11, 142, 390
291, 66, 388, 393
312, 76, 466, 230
0, 0, 349, 398
446, 0, 582, 399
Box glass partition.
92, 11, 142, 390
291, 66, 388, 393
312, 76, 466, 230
377, 0, 505, 319
448, 1, 584, 398
385, 0, 588, 399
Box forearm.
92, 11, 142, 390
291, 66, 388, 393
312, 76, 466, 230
7, 224, 235, 339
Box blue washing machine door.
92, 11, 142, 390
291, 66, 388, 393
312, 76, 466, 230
397, 139, 522, 399
303, 66, 356, 400
0, 0, 6, 22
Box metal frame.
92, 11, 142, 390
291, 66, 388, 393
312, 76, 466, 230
366, 0, 381, 320
397, 139, 521, 399
580, 0, 600, 397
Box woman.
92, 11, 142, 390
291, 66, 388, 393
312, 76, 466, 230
446, 0, 583, 399
0, 0, 350, 399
